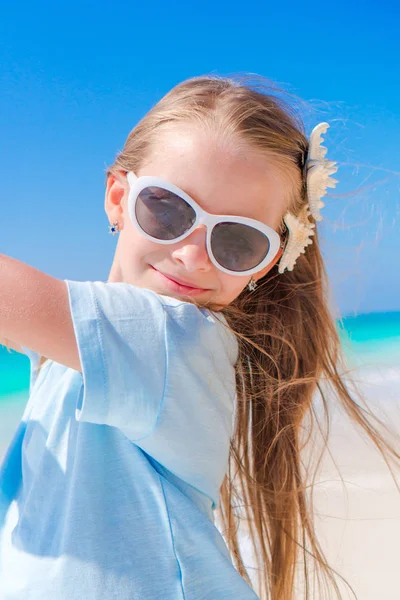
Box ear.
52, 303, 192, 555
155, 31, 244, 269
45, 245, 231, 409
254, 247, 283, 281
104, 172, 129, 225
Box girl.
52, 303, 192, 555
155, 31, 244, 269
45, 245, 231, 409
0, 74, 398, 600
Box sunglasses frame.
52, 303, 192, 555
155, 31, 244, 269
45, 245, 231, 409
126, 171, 282, 277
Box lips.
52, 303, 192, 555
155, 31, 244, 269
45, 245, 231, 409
163, 274, 204, 289
151, 267, 206, 290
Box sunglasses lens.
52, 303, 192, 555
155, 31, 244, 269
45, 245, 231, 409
135, 186, 196, 240
211, 222, 270, 272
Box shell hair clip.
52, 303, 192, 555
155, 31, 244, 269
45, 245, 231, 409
278, 122, 339, 274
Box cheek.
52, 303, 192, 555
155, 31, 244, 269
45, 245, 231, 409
120, 224, 151, 257
219, 273, 248, 300
122, 224, 170, 262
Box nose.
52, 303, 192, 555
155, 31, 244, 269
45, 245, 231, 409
170, 225, 212, 272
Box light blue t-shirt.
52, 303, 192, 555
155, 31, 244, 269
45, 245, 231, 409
0, 281, 258, 599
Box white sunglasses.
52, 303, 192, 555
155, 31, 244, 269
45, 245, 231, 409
126, 171, 283, 277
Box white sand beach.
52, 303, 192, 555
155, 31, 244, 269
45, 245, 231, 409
304, 366, 400, 600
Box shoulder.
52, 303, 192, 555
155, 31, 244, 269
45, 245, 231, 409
157, 297, 239, 368
148, 291, 239, 368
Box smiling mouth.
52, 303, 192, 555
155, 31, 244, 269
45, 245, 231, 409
162, 273, 204, 289
150, 267, 208, 291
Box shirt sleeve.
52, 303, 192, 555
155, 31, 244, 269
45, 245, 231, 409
65, 280, 168, 439
64, 280, 239, 507
20, 346, 42, 394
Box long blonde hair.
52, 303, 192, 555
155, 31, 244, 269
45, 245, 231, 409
27, 74, 400, 598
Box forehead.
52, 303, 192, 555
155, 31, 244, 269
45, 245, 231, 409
138, 124, 291, 228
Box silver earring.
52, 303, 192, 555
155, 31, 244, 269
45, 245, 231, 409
248, 277, 257, 292
108, 221, 120, 236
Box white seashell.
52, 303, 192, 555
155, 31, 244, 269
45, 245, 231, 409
307, 122, 330, 161
277, 121, 339, 274
305, 122, 339, 221
278, 205, 316, 274
307, 163, 339, 221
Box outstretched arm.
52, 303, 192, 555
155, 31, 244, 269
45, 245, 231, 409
0, 254, 81, 372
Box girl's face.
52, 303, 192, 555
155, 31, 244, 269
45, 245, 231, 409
105, 125, 290, 308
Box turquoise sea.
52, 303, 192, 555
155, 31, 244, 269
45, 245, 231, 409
338, 311, 400, 369
1, 311, 400, 458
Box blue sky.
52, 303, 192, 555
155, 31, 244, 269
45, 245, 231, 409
0, 0, 399, 316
